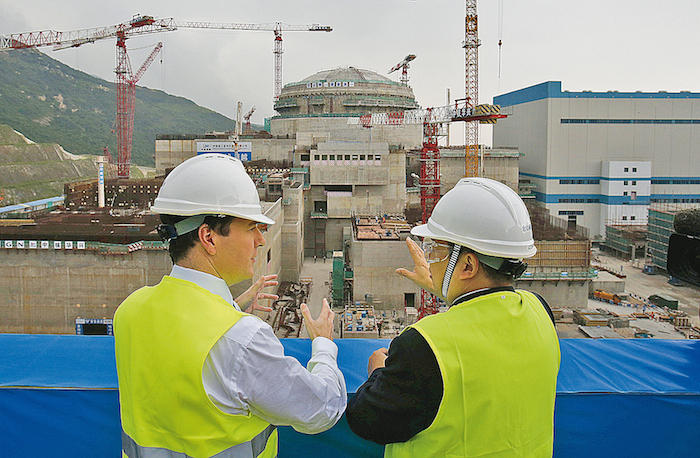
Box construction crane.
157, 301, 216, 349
243, 106, 256, 134
174, 21, 332, 100
1, 15, 175, 178
388, 54, 416, 86
0, 16, 331, 177
464, 0, 481, 178
349, 98, 504, 319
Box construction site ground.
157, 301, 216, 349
555, 247, 700, 339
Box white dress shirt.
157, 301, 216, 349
169, 265, 347, 434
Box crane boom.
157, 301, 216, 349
1, 15, 332, 177
0, 17, 177, 50
174, 21, 331, 100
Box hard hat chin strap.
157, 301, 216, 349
440, 244, 530, 298
441, 244, 463, 298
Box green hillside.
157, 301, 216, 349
0, 48, 236, 167
0, 124, 101, 205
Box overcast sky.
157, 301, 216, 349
2, 0, 700, 146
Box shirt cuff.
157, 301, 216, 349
311, 336, 338, 359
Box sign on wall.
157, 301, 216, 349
196, 141, 252, 162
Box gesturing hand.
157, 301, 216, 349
368, 348, 388, 375
395, 238, 437, 295
235, 274, 279, 314
300, 298, 335, 341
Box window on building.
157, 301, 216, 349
622, 216, 628, 221
631, 191, 637, 200
375, 155, 382, 162
301, 154, 310, 161
631, 216, 636, 220
351, 155, 359, 161
345, 155, 351, 160
329, 155, 335, 161
360, 154, 366, 161
632, 180, 637, 185
624, 181, 628, 185
314, 154, 320, 161
624, 167, 629, 172
321, 154, 328, 160
623, 191, 628, 196
633, 167, 637, 172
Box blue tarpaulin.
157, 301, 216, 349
1, 335, 699, 457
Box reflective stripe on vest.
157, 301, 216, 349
123, 425, 277, 458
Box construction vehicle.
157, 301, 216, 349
593, 289, 622, 304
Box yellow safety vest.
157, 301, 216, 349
386, 290, 560, 458
114, 276, 277, 458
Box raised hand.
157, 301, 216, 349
300, 298, 335, 340
395, 238, 437, 295
236, 274, 279, 314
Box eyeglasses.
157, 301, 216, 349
421, 238, 453, 264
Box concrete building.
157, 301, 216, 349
493, 81, 700, 239
0, 194, 300, 334
301, 142, 407, 257
271, 67, 422, 147
155, 134, 296, 176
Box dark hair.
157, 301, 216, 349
160, 214, 236, 263
460, 247, 515, 286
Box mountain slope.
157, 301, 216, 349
0, 48, 235, 167
0, 125, 101, 205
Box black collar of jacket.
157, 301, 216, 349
451, 286, 516, 307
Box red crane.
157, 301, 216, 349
352, 100, 504, 319
0, 16, 332, 177
388, 54, 416, 86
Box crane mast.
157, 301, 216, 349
0, 16, 331, 178
464, 0, 480, 178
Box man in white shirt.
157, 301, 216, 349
114, 153, 346, 458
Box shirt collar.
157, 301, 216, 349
451, 286, 516, 307
170, 264, 240, 311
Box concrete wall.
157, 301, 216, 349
515, 279, 591, 310
155, 138, 296, 175
280, 184, 305, 282
350, 238, 421, 311
440, 148, 521, 192
271, 117, 422, 148
0, 248, 171, 334
0, 202, 286, 334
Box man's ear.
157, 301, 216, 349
457, 252, 480, 280
197, 224, 217, 255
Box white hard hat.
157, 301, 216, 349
151, 153, 275, 225
411, 177, 536, 259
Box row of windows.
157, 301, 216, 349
559, 179, 600, 185
312, 154, 382, 162
558, 198, 600, 203
558, 210, 584, 216
621, 216, 637, 221
562, 119, 700, 124
651, 198, 700, 203
623, 167, 638, 173
652, 179, 700, 184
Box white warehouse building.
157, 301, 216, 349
492, 81, 700, 238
